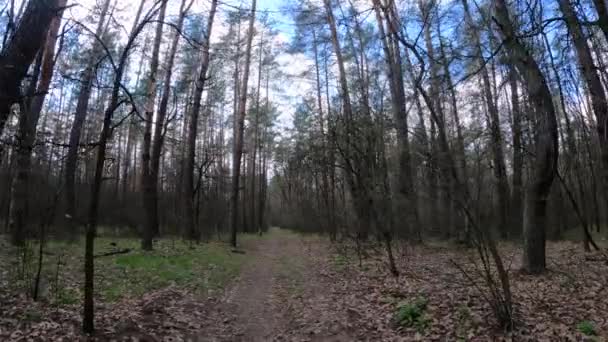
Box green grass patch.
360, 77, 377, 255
394, 297, 431, 332
98, 240, 247, 301
577, 320, 597, 336
330, 252, 352, 272
1, 236, 248, 304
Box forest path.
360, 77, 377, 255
197, 228, 351, 341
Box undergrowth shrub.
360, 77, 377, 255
394, 297, 431, 332
577, 321, 596, 336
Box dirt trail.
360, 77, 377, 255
225, 231, 286, 340
197, 229, 351, 342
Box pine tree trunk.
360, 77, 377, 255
149, 0, 191, 243
9, 0, 66, 246
231, 0, 257, 247
183, 0, 218, 242
373, 0, 420, 240
64, 0, 112, 239
141, 0, 167, 251
0, 0, 61, 142
249, 28, 264, 233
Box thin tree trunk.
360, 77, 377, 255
83, 3, 160, 332
64, 0, 112, 239
149, 0, 191, 242
419, 1, 454, 238
509, 68, 524, 235
141, 0, 167, 250
312, 29, 333, 238
559, 0, 608, 234
183, 0, 218, 242
462, 0, 510, 238
373, 0, 420, 240
230, 0, 257, 247
250, 25, 264, 233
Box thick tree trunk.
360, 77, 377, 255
141, 0, 167, 251
230, 0, 257, 247
494, 0, 559, 274
0, 0, 61, 142
9, 0, 65, 246
183, 0, 218, 242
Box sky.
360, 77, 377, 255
60, 0, 308, 129
3, 0, 320, 130
15, 0, 312, 127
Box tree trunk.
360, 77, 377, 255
183, 0, 218, 242
0, 0, 61, 142
324, 0, 362, 240
120, 0, 147, 201
141, 0, 167, 251
592, 0, 608, 41
64, 0, 112, 239
83, 3, 160, 332
462, 0, 510, 238
9, 0, 66, 246
559, 0, 608, 235
419, 1, 455, 238
148, 0, 191, 244
373, 0, 420, 241
230, 0, 256, 247
249, 25, 264, 233
509, 68, 524, 235
494, 0, 559, 274
311, 29, 333, 237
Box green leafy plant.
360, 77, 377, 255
457, 305, 471, 323
455, 304, 472, 339
395, 297, 431, 332
333, 254, 349, 267
577, 321, 596, 336
55, 286, 79, 306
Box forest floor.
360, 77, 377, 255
1, 229, 608, 341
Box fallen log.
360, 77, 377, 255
94, 248, 132, 258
